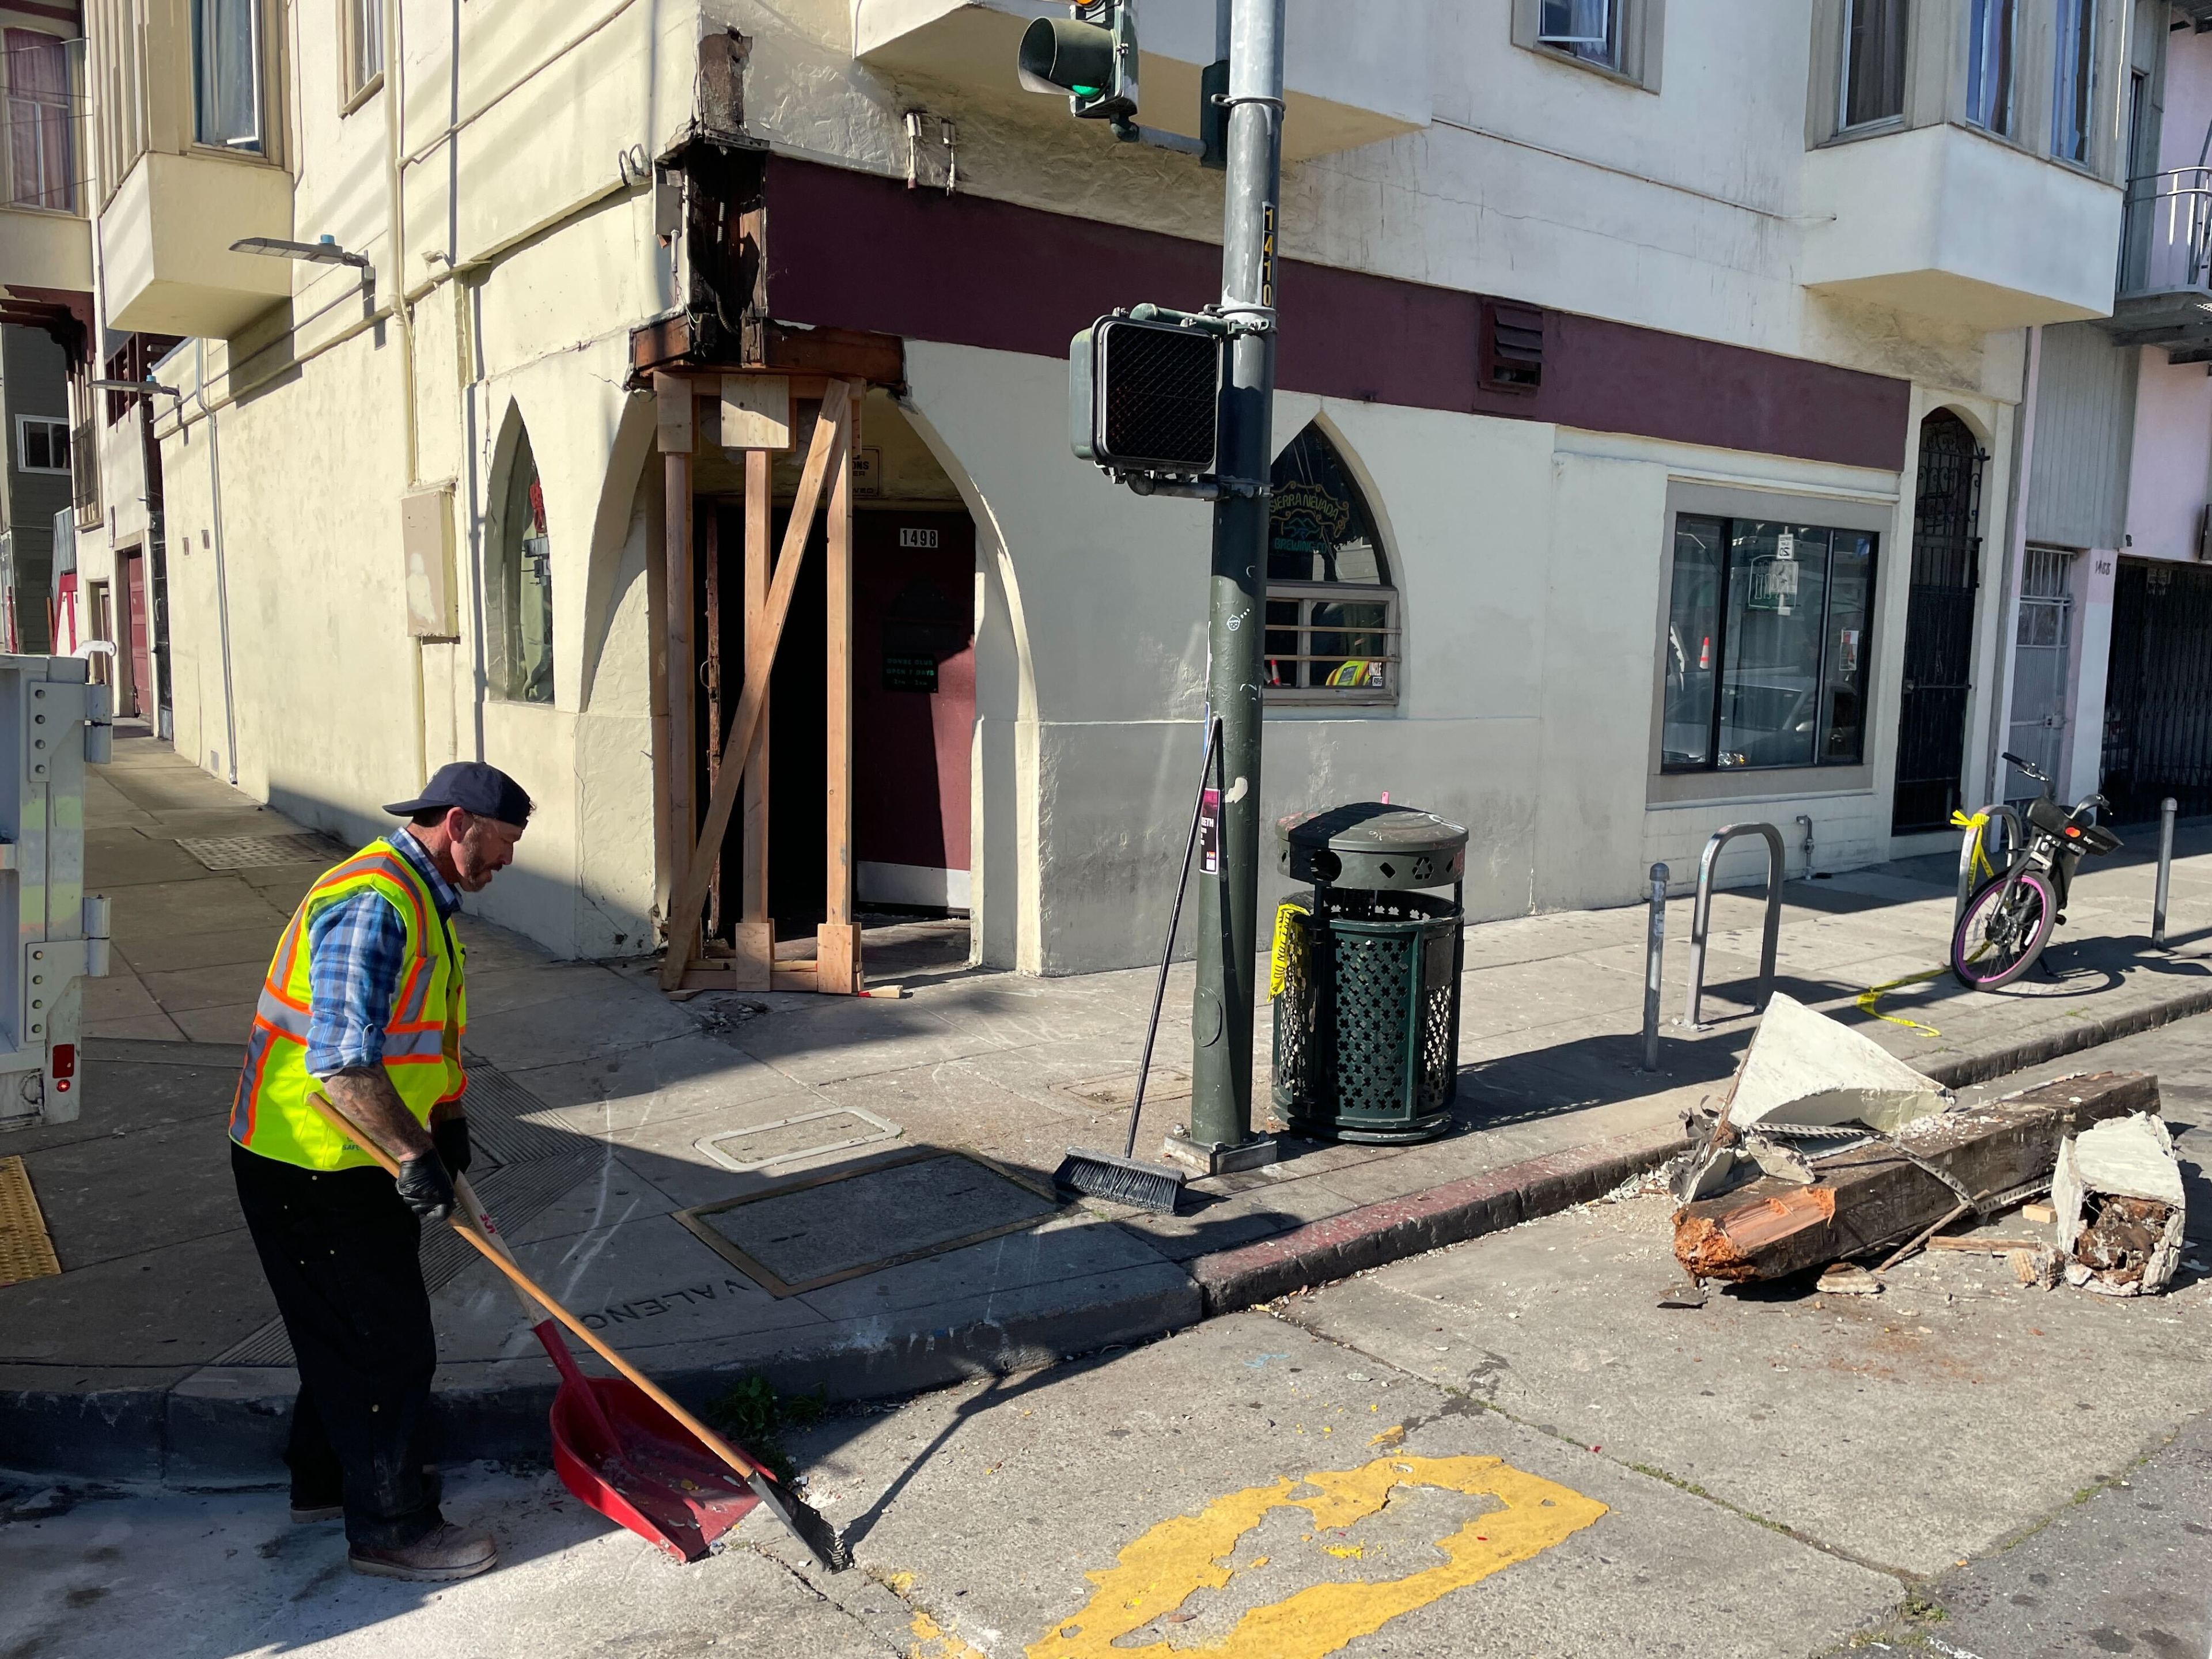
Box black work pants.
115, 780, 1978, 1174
231, 1140, 442, 1550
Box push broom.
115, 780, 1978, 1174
1053, 715, 1221, 1214
306, 1094, 850, 1573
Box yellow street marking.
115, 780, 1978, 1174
910, 1609, 990, 1659
1368, 1425, 1405, 1449
1027, 1455, 1605, 1658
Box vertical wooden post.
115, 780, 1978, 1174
733, 447, 775, 989
656, 373, 696, 964
701, 507, 723, 940
817, 381, 862, 994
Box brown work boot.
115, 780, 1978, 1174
348, 1522, 498, 1582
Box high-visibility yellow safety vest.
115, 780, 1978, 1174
229, 838, 468, 1171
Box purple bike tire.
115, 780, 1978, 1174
1950, 869, 2055, 990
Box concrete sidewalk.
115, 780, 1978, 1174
9, 733, 2212, 1483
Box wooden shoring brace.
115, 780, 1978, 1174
655, 373, 697, 933
731, 446, 775, 989
660, 378, 853, 992
818, 382, 861, 994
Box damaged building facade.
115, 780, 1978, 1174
67, 0, 2152, 972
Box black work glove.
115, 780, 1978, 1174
432, 1116, 472, 1180
395, 1153, 456, 1224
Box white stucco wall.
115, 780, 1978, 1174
120, 0, 2086, 969
2124, 346, 2212, 562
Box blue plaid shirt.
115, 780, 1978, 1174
304, 831, 462, 1078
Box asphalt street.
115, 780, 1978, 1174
7, 1014, 2212, 1658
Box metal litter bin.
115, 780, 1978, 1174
1271, 804, 1468, 1144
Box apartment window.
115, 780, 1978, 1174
489, 418, 554, 704
2051, 0, 2096, 164
1662, 516, 1877, 772
1964, 0, 2013, 135
1841, 0, 1908, 128
1264, 425, 1397, 706
1514, 0, 1661, 89
343, 0, 384, 104
194, 0, 263, 151
15, 416, 67, 475
1539, 0, 1616, 70
5, 31, 73, 210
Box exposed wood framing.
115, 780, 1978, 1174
734, 445, 775, 989
657, 374, 697, 942
817, 380, 862, 995
658, 377, 854, 992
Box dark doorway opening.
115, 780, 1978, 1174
2101, 559, 2212, 820
1891, 410, 1985, 834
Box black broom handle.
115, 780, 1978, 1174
1127, 715, 1222, 1159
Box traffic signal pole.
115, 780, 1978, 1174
1184, 0, 1285, 1167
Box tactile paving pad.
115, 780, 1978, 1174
0, 1154, 60, 1286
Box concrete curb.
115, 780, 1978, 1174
1916, 981, 2212, 1090
1187, 1126, 1693, 1317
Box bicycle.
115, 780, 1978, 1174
1949, 752, 2122, 991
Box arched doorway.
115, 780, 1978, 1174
1892, 410, 1986, 834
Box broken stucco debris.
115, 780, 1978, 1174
2052, 1113, 2187, 1297
1816, 1263, 1882, 1296
1672, 1066, 2160, 1285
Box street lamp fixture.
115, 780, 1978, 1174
228, 233, 373, 270
86, 378, 181, 400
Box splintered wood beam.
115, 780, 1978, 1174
1672, 1071, 2160, 1283
741, 448, 771, 926
659, 379, 851, 990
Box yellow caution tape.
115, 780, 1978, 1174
1854, 967, 1945, 1039
1268, 902, 1309, 999
1949, 809, 1995, 885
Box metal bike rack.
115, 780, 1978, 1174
1640, 862, 1668, 1071
1953, 804, 2025, 929
1681, 823, 1785, 1031
2154, 797, 2177, 947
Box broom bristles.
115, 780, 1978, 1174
1055, 1149, 1187, 1214
747, 1471, 851, 1571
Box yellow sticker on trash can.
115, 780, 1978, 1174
1269, 903, 1309, 999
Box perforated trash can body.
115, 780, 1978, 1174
1271, 805, 1468, 1145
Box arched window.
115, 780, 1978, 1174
1264, 424, 1397, 705
489, 416, 554, 704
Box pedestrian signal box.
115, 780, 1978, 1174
1070, 313, 1225, 484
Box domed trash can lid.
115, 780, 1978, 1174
1277, 803, 1469, 890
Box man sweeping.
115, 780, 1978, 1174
228, 763, 532, 1581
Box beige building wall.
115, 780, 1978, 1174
90, 0, 2139, 968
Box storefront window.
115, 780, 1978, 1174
1662, 516, 1875, 772
489, 419, 554, 704
1264, 425, 1397, 706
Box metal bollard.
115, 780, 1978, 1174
1641, 863, 1667, 1071
2154, 797, 2177, 948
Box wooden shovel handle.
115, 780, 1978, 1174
302, 1092, 770, 1486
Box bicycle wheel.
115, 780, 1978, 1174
1950, 869, 2056, 990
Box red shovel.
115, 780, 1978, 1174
308, 1096, 849, 1570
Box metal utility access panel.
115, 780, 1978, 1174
0, 654, 111, 1128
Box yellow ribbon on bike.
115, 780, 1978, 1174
1268, 902, 1309, 999
1950, 808, 1995, 885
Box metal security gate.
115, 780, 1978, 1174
1892, 411, 1986, 834
2003, 545, 2074, 803
2102, 560, 2212, 819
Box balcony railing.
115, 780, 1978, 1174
2119, 168, 2212, 298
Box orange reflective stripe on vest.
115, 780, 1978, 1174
228, 838, 466, 1171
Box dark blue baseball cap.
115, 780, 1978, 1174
384, 763, 534, 827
